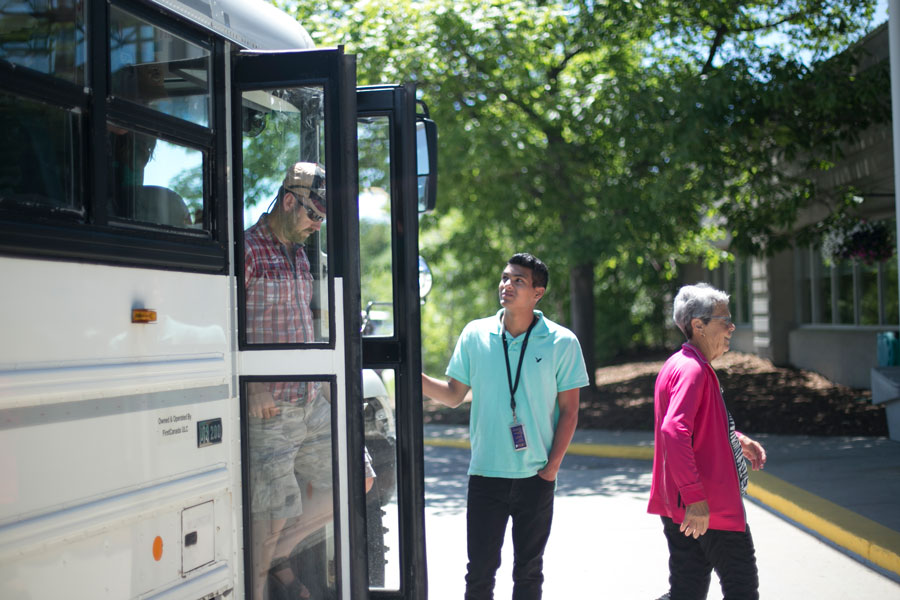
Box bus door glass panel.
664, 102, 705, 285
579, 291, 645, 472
358, 115, 400, 590
241, 85, 328, 342
0, 0, 86, 84
240, 84, 335, 599
362, 366, 399, 589
242, 378, 335, 600
0, 92, 83, 214
359, 116, 395, 338
107, 126, 205, 229
109, 6, 210, 127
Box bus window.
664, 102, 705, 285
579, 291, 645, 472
0, 0, 86, 85
0, 91, 83, 214
359, 115, 395, 338
109, 5, 211, 127
241, 85, 329, 344
107, 126, 204, 229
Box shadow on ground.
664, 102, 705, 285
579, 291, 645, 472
424, 446, 652, 516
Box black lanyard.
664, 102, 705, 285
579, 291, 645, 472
502, 314, 538, 423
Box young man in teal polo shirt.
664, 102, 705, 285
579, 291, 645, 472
422, 252, 589, 600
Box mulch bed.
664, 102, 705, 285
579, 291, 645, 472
424, 351, 889, 437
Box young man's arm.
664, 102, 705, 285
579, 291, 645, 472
421, 374, 470, 408
537, 387, 579, 481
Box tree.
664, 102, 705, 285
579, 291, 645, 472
275, 0, 886, 378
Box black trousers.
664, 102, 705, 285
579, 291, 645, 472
464, 475, 556, 600
661, 516, 759, 600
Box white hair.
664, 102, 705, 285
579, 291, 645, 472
673, 283, 730, 340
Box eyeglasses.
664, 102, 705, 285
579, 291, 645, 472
707, 315, 734, 327
299, 200, 325, 223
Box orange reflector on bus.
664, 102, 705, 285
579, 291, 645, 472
132, 309, 158, 324
152, 536, 163, 561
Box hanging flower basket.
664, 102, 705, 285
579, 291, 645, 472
820, 217, 895, 266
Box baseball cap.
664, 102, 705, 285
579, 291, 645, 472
283, 162, 326, 218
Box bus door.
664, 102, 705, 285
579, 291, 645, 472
233, 52, 430, 600
357, 85, 431, 599
233, 48, 367, 600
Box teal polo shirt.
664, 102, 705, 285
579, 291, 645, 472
446, 309, 589, 478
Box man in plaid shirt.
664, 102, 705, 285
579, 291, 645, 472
245, 162, 326, 413
244, 162, 374, 600
244, 161, 324, 347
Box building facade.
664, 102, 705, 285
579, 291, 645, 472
684, 23, 898, 390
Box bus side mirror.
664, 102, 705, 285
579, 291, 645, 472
418, 255, 433, 301
416, 101, 438, 213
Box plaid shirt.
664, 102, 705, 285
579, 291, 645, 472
245, 213, 316, 404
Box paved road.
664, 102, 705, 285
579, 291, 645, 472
422, 444, 900, 599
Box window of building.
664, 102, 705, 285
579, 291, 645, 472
795, 244, 898, 326
710, 257, 752, 325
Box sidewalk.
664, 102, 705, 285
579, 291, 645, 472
423, 424, 900, 581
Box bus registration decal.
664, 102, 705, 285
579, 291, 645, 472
157, 411, 192, 442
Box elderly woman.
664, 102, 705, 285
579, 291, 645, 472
648, 283, 767, 600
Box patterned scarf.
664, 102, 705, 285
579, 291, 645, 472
727, 410, 750, 494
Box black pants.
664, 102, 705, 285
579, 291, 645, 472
464, 475, 556, 600
661, 516, 759, 600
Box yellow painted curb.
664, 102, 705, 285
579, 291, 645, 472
423, 438, 654, 460
566, 442, 654, 461
746, 470, 900, 578
423, 437, 471, 450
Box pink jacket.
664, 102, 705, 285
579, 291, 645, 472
647, 343, 747, 532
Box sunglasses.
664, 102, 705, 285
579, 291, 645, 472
299, 199, 325, 223
707, 315, 734, 327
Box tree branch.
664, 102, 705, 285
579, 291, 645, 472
735, 10, 807, 34
548, 46, 585, 85
700, 8, 808, 74
702, 25, 728, 74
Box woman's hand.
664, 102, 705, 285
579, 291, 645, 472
738, 434, 767, 471
680, 500, 710, 538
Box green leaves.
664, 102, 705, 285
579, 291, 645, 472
274, 0, 885, 363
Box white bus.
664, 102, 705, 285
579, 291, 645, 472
0, 1, 436, 599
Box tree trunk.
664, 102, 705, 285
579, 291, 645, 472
569, 262, 596, 393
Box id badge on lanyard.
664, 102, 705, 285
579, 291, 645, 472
510, 421, 528, 451
503, 314, 538, 452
